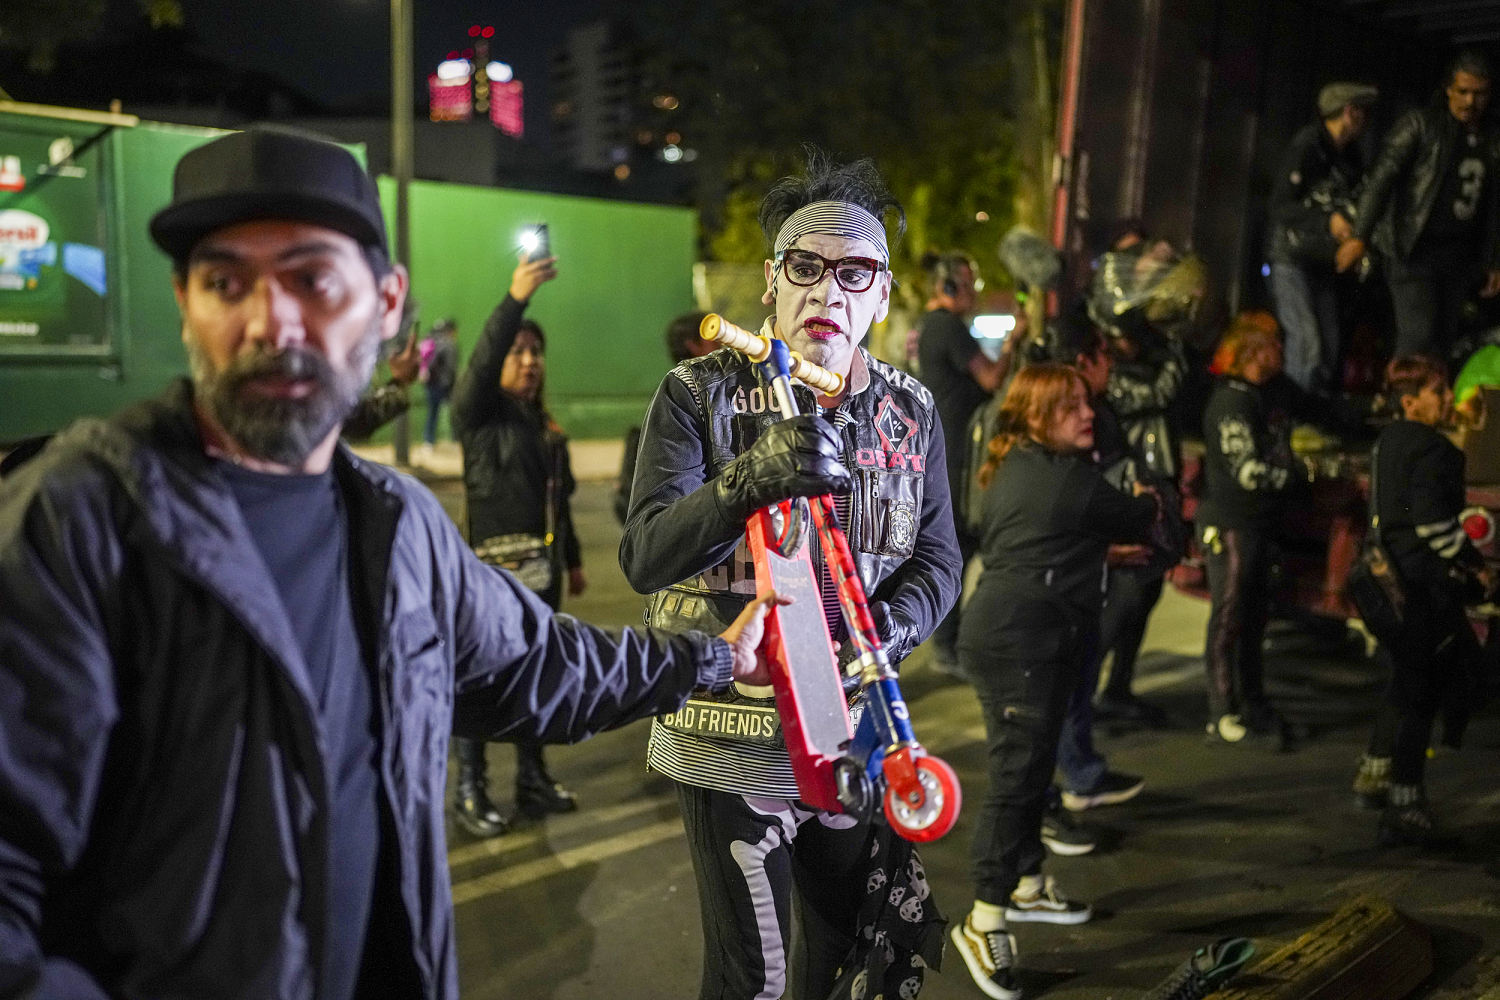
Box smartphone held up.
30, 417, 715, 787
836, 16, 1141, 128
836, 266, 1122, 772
520, 223, 550, 262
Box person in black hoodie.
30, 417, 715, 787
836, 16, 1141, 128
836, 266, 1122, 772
449, 254, 586, 837
951, 363, 1159, 1000
1199, 311, 1378, 746
1352, 355, 1492, 845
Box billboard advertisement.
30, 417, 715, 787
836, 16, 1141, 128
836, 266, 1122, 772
0, 118, 110, 357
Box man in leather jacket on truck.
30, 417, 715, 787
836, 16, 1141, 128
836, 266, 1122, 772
1266, 80, 1377, 391
1338, 50, 1500, 359
620, 151, 960, 1000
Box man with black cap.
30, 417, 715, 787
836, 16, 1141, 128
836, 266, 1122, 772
1338, 51, 1500, 359
1265, 79, 1377, 392
0, 126, 779, 1000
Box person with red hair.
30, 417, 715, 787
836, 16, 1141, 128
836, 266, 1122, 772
950, 363, 1160, 1000
1198, 313, 1301, 746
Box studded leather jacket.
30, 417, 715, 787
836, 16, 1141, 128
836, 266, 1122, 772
620, 334, 961, 667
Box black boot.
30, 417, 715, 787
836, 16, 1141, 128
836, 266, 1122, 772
453, 738, 510, 838
515, 741, 578, 818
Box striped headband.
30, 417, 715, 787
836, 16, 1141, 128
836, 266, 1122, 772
773, 201, 889, 264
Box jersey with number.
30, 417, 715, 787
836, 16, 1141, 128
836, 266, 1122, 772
1425, 130, 1489, 246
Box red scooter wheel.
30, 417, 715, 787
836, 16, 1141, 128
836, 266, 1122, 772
882, 755, 961, 842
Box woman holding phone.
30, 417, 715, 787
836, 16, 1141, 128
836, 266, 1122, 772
449, 251, 586, 838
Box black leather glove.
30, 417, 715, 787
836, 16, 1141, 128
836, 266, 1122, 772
837, 603, 918, 690
866, 601, 918, 665
715, 415, 851, 521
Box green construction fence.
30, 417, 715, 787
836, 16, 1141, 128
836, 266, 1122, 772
0, 110, 697, 445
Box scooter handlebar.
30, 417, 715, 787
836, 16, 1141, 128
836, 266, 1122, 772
700, 314, 845, 397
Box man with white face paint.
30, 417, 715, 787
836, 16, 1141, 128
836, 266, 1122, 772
621, 151, 961, 999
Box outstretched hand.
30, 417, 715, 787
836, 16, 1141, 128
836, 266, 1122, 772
718, 590, 792, 686
510, 255, 559, 303
387, 328, 422, 387
1334, 237, 1366, 274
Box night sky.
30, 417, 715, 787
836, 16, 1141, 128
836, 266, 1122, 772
176, 0, 619, 139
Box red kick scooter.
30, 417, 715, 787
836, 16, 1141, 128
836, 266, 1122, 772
700, 314, 961, 842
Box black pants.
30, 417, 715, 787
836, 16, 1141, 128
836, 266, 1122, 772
1098, 566, 1166, 701
453, 736, 550, 791
674, 783, 872, 1000
962, 645, 1081, 904
1371, 591, 1481, 786
1387, 244, 1480, 361
1202, 524, 1273, 721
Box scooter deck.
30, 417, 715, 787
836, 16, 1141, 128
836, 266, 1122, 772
746, 504, 851, 813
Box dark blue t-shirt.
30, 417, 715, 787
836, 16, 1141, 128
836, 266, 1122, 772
222, 463, 382, 1000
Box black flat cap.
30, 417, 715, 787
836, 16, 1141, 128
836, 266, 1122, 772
149, 128, 388, 259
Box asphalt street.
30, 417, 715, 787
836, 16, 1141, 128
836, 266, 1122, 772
400, 456, 1500, 1000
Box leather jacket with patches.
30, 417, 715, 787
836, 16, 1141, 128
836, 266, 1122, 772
1197, 376, 1302, 530
620, 337, 961, 667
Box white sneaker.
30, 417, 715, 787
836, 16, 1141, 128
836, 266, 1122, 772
1004, 875, 1093, 925
949, 915, 1022, 999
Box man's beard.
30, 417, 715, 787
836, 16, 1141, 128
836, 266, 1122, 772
187, 324, 381, 466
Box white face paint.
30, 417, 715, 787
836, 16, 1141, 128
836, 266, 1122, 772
764, 231, 891, 380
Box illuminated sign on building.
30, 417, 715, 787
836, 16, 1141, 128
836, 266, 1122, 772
429, 58, 473, 121
491, 79, 524, 137
431, 34, 524, 134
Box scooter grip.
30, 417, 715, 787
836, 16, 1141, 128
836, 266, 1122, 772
700, 314, 771, 362
786, 351, 844, 397
700, 314, 846, 397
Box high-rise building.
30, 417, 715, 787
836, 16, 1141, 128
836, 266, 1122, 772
549, 20, 637, 174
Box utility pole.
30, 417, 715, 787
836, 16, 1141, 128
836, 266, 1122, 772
390, 0, 414, 466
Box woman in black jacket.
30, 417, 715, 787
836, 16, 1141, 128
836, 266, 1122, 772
1354, 355, 1490, 846
950, 363, 1159, 1000
449, 255, 586, 838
